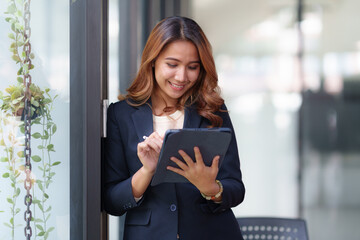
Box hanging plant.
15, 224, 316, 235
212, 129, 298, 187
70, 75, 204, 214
1, 0, 60, 239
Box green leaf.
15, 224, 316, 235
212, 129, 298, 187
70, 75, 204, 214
17, 151, 24, 158
31, 155, 41, 162
7, 198, 13, 204
44, 193, 49, 199
4, 222, 12, 228
32, 132, 41, 139
8, 33, 15, 39
42, 130, 49, 140
45, 180, 53, 187
38, 145, 45, 150
34, 218, 43, 222
1, 157, 9, 162
12, 54, 21, 62
32, 100, 39, 107
2, 173, 10, 178
7, 4, 16, 14
38, 203, 44, 212
43, 98, 52, 104
38, 231, 45, 236
10, 218, 13, 225
48, 227, 55, 233
33, 199, 41, 204
15, 208, 21, 214
16, 10, 22, 17
38, 182, 44, 191
10, 174, 16, 182
16, 188, 20, 196
17, 66, 23, 75
45, 206, 52, 212
36, 224, 44, 231
17, 77, 23, 83
52, 124, 57, 134
10, 42, 16, 49
52, 161, 61, 166
15, 23, 23, 31
33, 118, 41, 124
47, 144, 54, 151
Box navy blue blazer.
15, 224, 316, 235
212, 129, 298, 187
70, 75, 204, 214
104, 99, 245, 240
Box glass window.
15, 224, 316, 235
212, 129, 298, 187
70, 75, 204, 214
192, 0, 300, 217
0, 0, 69, 239
193, 1, 360, 240
301, 1, 360, 239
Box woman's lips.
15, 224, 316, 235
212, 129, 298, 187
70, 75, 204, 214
168, 81, 185, 90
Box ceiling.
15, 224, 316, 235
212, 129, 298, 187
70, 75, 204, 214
191, 0, 360, 55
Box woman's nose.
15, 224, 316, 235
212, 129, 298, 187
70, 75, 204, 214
174, 67, 187, 82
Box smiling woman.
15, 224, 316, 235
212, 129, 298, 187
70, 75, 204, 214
104, 16, 245, 240
152, 40, 200, 114
125, 16, 225, 127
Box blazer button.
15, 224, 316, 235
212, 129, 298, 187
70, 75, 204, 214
170, 204, 177, 212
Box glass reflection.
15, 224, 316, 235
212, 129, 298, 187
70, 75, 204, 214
0, 0, 69, 239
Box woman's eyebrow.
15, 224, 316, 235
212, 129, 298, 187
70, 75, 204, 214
165, 57, 200, 64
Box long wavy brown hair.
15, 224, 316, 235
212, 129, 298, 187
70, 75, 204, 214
124, 16, 224, 127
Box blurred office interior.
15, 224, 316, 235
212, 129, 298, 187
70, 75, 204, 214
0, 0, 359, 239
108, 0, 360, 239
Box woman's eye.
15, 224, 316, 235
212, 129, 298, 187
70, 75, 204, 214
167, 63, 177, 68
188, 65, 199, 70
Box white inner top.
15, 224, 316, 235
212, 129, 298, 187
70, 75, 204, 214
153, 110, 185, 136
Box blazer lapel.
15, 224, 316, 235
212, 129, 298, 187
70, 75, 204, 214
183, 105, 202, 128
131, 103, 154, 141
131, 101, 203, 140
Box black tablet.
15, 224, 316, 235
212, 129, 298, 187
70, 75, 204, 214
151, 128, 232, 186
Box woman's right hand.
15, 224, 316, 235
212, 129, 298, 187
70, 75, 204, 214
137, 132, 163, 175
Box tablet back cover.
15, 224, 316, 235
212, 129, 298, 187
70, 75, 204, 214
151, 128, 231, 186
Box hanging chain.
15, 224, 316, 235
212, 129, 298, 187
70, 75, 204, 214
23, 0, 33, 239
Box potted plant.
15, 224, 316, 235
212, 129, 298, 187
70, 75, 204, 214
1, 0, 60, 239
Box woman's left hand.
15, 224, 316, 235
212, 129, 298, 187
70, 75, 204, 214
167, 147, 221, 197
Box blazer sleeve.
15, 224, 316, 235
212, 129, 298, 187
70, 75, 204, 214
202, 104, 246, 213
103, 103, 141, 216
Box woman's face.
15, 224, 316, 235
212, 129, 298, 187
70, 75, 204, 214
153, 40, 201, 106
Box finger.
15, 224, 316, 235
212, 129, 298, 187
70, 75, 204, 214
138, 142, 150, 152
211, 155, 220, 171
170, 157, 189, 170
193, 147, 204, 165
149, 132, 164, 147
167, 166, 185, 177
178, 150, 194, 166
146, 139, 162, 153
147, 138, 162, 152
150, 131, 163, 141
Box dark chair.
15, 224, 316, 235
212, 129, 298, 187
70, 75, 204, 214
237, 217, 309, 240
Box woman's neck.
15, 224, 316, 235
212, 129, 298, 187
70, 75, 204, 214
151, 93, 178, 116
